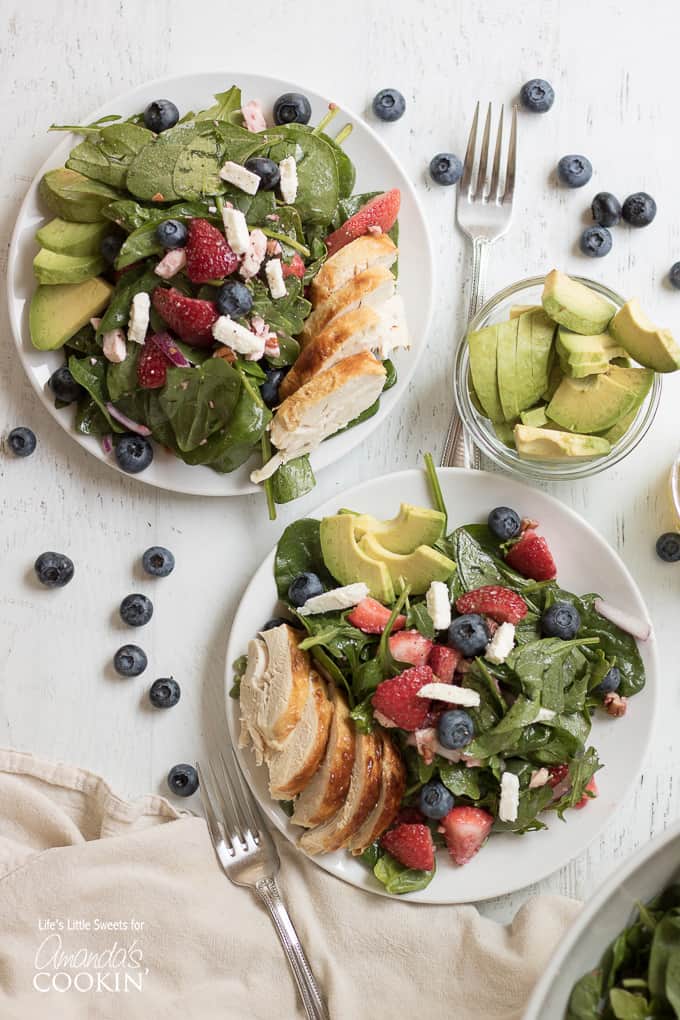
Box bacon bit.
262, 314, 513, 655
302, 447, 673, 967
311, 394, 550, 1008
367, 224, 383, 235
213, 346, 237, 364
603, 692, 628, 717
266, 239, 282, 256
154, 248, 187, 280
520, 517, 539, 533
463, 756, 483, 768
151, 192, 165, 202
264, 334, 280, 358
242, 99, 267, 133
251, 315, 268, 336
529, 767, 550, 789
265, 213, 280, 221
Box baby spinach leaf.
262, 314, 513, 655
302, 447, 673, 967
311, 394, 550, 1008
349, 697, 374, 733
360, 842, 381, 869
438, 763, 482, 800
505, 637, 599, 706
229, 654, 248, 699
65, 323, 100, 356
352, 658, 383, 700
158, 359, 242, 452
373, 852, 435, 895
250, 277, 311, 337
114, 200, 210, 268
273, 519, 335, 599
405, 601, 435, 639
263, 125, 339, 225
66, 123, 153, 188
68, 355, 121, 432
265, 333, 300, 368
649, 910, 680, 1007
493, 784, 553, 834
96, 266, 159, 339
172, 132, 224, 199
196, 86, 243, 124
551, 747, 601, 817
608, 988, 651, 1019
74, 397, 109, 437
567, 969, 604, 1019
106, 346, 140, 402
466, 695, 540, 758
180, 385, 270, 471
126, 139, 184, 201
271, 455, 316, 504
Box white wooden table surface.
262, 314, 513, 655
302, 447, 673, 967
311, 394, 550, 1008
1, 0, 678, 923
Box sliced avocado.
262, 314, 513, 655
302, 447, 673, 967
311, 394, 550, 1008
345, 503, 445, 554
468, 323, 504, 422
469, 381, 486, 416
496, 319, 521, 421
320, 514, 395, 603
359, 533, 456, 595
33, 248, 105, 285
515, 313, 543, 411
609, 298, 680, 373
528, 309, 555, 401
514, 424, 611, 461
556, 327, 624, 361
35, 218, 109, 257
597, 408, 637, 445
39, 168, 119, 223
542, 269, 614, 335
558, 353, 612, 378
546, 364, 654, 433
542, 362, 564, 402
493, 421, 516, 447
520, 404, 549, 427
29, 277, 113, 351
509, 303, 540, 320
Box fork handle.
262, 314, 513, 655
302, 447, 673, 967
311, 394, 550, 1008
256, 877, 330, 1020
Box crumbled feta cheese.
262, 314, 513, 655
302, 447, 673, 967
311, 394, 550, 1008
529, 768, 550, 789
416, 683, 481, 708
265, 258, 287, 300
212, 316, 264, 356
221, 207, 250, 255
219, 160, 260, 195
536, 707, 556, 723
425, 581, 451, 632
240, 229, 267, 280
499, 771, 520, 822
484, 622, 516, 664
102, 328, 127, 364
127, 292, 150, 345
298, 583, 369, 616
279, 155, 298, 204
241, 99, 267, 133
154, 248, 187, 279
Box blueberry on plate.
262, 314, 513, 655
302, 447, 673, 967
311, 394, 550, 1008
244, 157, 280, 191
100, 232, 125, 265
596, 665, 621, 696
419, 779, 455, 819
34, 551, 74, 588
447, 614, 489, 657
167, 763, 199, 797
115, 434, 154, 474
260, 367, 288, 409
120, 593, 153, 627
262, 617, 289, 631
113, 644, 148, 677
142, 546, 175, 578
372, 88, 406, 123
622, 192, 657, 227
487, 505, 521, 540
7, 426, 36, 457
557, 154, 592, 188
273, 92, 312, 126
149, 677, 180, 709
580, 225, 612, 258
656, 532, 680, 562
591, 192, 621, 228
669, 263, 680, 290
519, 78, 555, 113
541, 601, 581, 639
143, 99, 180, 134
216, 279, 253, 318
49, 365, 82, 405
288, 572, 324, 607
438, 709, 475, 750
155, 219, 188, 249
429, 152, 463, 186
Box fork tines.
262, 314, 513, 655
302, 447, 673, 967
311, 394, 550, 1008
198, 748, 262, 853
460, 101, 517, 205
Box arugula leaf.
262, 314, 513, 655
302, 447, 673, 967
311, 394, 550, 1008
373, 852, 435, 895
505, 637, 599, 706
405, 601, 435, 639
273, 519, 335, 599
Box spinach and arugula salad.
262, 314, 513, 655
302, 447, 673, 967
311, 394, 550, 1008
568, 884, 680, 1019
30, 84, 400, 515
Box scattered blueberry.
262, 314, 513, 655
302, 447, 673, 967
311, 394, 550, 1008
34, 551, 74, 588
519, 78, 555, 113
596, 665, 621, 696
142, 546, 175, 578
622, 192, 657, 227
8, 426, 36, 457
244, 157, 280, 191
113, 644, 148, 677
656, 532, 680, 563
260, 367, 288, 409
372, 88, 406, 123
438, 709, 475, 750
120, 593, 154, 627
447, 614, 489, 657
149, 677, 181, 709
262, 617, 289, 631
429, 153, 463, 186
418, 779, 455, 819
541, 602, 581, 639
273, 92, 312, 126
155, 219, 188, 249
580, 225, 612, 258
557, 155, 593, 188
288, 572, 324, 607
167, 763, 199, 797
488, 506, 521, 541
591, 192, 621, 228
115, 434, 154, 474
100, 232, 124, 265
216, 279, 253, 318
669, 263, 680, 290
49, 365, 82, 405
143, 99, 180, 134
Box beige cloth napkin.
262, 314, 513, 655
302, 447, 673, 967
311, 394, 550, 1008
0, 748, 580, 1020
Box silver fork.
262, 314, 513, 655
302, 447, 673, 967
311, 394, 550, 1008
198, 749, 330, 1020
441, 101, 518, 468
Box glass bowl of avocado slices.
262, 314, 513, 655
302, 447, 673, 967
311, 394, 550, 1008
454, 271, 667, 480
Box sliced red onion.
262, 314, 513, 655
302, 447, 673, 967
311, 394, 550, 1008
594, 598, 651, 642
150, 332, 191, 367
101, 434, 113, 454
106, 403, 151, 436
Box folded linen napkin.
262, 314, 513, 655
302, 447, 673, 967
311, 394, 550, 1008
0, 748, 580, 1020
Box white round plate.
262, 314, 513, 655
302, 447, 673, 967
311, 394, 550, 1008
7, 72, 433, 496
225, 468, 658, 904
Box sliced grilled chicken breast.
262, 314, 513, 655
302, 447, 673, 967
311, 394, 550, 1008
309, 233, 397, 306
300, 266, 396, 345
298, 731, 382, 855
290, 684, 356, 828
345, 730, 406, 853
268, 672, 333, 799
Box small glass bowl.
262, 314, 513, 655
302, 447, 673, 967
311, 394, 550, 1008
453, 274, 662, 481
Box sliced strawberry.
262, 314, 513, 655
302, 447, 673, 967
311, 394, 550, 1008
505, 530, 557, 581
151, 287, 218, 347
371, 664, 433, 731
347, 597, 406, 634
427, 644, 460, 684
455, 585, 528, 625
439, 806, 493, 866
324, 189, 401, 257
575, 777, 599, 809
282, 253, 306, 279
380, 823, 434, 871
548, 764, 569, 789
136, 339, 168, 389
185, 218, 239, 284
388, 630, 433, 667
